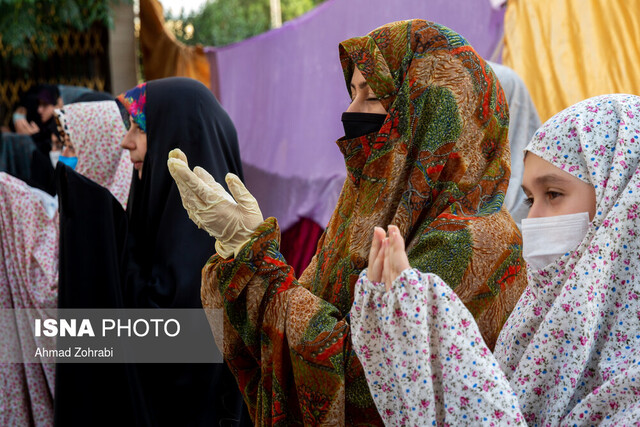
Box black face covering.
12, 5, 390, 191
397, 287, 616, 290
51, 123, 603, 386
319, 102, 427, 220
341, 112, 387, 139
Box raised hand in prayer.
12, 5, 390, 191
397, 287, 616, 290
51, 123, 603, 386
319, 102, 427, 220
367, 225, 410, 291
167, 148, 263, 258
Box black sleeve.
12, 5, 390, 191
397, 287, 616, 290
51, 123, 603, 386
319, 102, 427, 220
54, 164, 152, 426
54, 164, 250, 427
28, 149, 56, 195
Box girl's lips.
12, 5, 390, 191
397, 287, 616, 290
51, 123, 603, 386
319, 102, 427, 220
133, 161, 143, 169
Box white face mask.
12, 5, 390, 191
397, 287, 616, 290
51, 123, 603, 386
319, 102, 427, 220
521, 211, 590, 271
49, 150, 61, 167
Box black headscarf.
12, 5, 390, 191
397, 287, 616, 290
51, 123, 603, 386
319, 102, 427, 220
71, 91, 115, 103
55, 166, 152, 426
55, 77, 249, 426
123, 77, 244, 309
26, 84, 60, 195
127, 77, 247, 426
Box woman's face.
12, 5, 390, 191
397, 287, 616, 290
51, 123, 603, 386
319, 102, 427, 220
56, 121, 74, 156
121, 117, 148, 179
61, 140, 75, 158
346, 67, 387, 114
522, 153, 597, 220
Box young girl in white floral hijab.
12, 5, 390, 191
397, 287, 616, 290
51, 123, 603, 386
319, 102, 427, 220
351, 93, 640, 425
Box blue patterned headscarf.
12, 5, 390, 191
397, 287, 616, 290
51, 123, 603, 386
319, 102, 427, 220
117, 82, 147, 132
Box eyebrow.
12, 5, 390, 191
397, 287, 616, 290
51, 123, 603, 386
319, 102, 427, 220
350, 81, 369, 90
521, 173, 572, 193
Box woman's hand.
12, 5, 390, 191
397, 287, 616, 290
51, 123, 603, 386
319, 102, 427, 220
14, 119, 39, 135
167, 148, 263, 258
367, 225, 411, 291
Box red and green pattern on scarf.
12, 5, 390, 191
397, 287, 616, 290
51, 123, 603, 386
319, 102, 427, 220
202, 20, 527, 425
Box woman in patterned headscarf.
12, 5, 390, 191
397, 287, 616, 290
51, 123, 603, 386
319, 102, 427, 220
168, 20, 527, 424
351, 93, 640, 425
0, 100, 131, 427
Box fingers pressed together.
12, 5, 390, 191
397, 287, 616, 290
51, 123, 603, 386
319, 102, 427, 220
367, 225, 410, 291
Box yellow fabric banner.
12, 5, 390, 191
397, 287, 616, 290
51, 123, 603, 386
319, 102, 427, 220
503, 0, 640, 122
140, 0, 210, 88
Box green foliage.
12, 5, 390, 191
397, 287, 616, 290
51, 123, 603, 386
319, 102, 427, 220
281, 0, 319, 21
0, 0, 126, 69
168, 0, 325, 47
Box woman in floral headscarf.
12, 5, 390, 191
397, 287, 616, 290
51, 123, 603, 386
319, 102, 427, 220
168, 20, 527, 424
351, 93, 640, 425
0, 100, 131, 427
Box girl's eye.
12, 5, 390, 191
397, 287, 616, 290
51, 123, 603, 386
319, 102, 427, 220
524, 198, 533, 207
547, 191, 562, 200
366, 97, 378, 102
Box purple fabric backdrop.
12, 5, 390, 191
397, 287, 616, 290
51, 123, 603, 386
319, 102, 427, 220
206, 0, 505, 230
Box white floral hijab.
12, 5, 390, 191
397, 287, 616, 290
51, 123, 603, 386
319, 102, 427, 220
495, 94, 640, 424
54, 101, 131, 208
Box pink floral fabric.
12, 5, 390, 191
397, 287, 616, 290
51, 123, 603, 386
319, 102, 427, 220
0, 100, 132, 426
352, 269, 524, 426
56, 101, 131, 208
0, 175, 58, 427
498, 94, 640, 424
351, 94, 640, 425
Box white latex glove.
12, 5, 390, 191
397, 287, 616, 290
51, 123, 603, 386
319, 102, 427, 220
167, 148, 263, 258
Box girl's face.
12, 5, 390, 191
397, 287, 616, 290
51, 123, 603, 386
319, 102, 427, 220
56, 121, 74, 156
346, 67, 387, 114
522, 153, 597, 220
61, 140, 76, 158
121, 117, 148, 179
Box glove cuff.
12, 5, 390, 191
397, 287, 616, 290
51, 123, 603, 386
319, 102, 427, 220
215, 240, 234, 259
